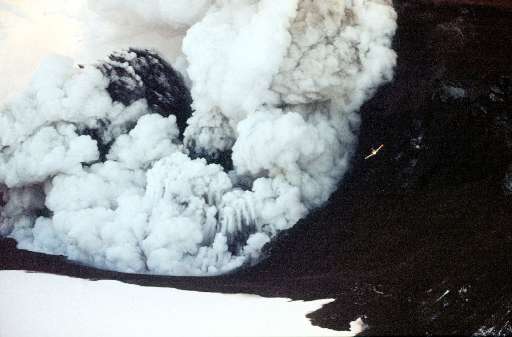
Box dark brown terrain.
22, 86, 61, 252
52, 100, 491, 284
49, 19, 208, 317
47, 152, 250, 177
2, 1, 512, 335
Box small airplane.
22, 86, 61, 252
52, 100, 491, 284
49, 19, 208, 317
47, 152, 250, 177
365, 144, 384, 160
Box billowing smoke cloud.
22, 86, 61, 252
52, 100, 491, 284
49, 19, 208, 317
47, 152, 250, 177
0, 0, 397, 275
88, 0, 212, 29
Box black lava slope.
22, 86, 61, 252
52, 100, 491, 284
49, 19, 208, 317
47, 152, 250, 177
1, 2, 512, 336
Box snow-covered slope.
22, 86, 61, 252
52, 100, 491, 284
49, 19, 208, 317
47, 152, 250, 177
0, 271, 365, 337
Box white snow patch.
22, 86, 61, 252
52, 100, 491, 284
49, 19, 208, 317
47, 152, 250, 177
0, 270, 358, 337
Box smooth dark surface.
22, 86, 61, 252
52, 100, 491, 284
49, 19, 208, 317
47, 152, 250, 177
2, 1, 512, 336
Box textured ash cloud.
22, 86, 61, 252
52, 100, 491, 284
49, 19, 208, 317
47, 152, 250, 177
0, 0, 397, 275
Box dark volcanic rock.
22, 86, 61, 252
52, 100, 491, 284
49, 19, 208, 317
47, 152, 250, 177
245, 2, 512, 334
254, 2, 512, 335
345, 1, 512, 193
